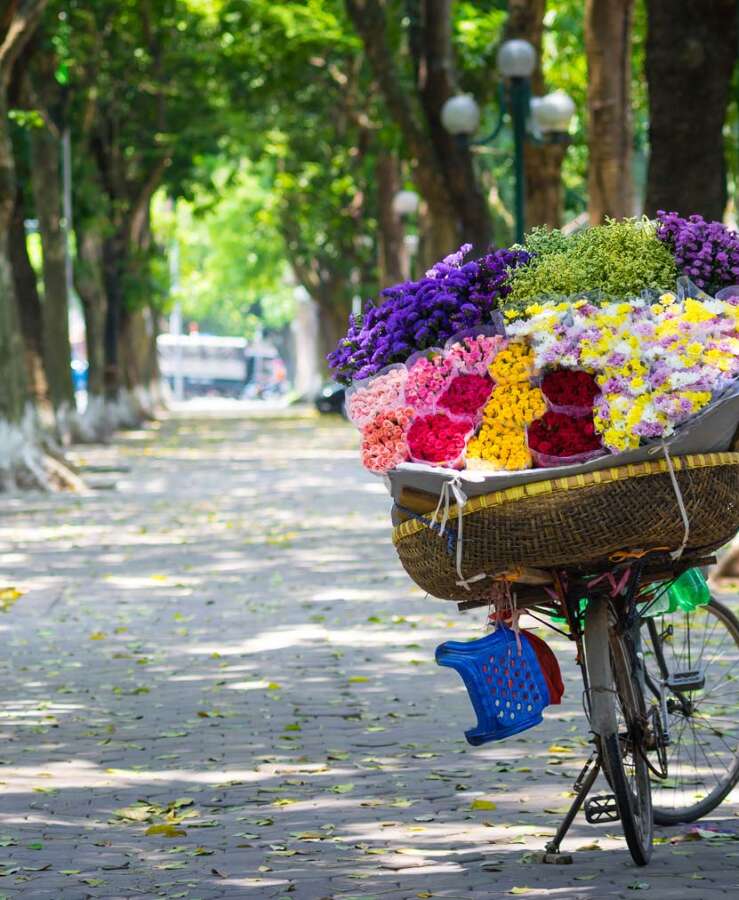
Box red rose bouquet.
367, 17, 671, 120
541, 369, 600, 417
437, 373, 493, 418
407, 413, 473, 466
527, 411, 603, 467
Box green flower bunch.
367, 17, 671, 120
505, 219, 678, 307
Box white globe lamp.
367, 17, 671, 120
392, 189, 420, 217
531, 90, 576, 134
440, 94, 481, 136
496, 39, 537, 79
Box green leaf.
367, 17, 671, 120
331, 783, 354, 794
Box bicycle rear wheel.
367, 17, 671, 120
642, 596, 739, 824
583, 598, 653, 865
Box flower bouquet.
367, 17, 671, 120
330, 214, 739, 600
332, 214, 739, 477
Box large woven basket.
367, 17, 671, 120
393, 452, 739, 603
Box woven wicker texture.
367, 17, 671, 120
393, 453, 739, 602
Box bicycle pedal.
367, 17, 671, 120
584, 794, 620, 823
666, 669, 705, 693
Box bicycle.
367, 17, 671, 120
392, 452, 739, 865
460, 551, 739, 866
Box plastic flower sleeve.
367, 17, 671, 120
487, 341, 537, 385
345, 363, 408, 428
407, 411, 475, 469
676, 275, 714, 303
716, 285, 739, 303
436, 372, 494, 421
403, 348, 457, 411
541, 370, 600, 419
527, 409, 605, 468
359, 405, 415, 475
443, 326, 508, 377
528, 444, 607, 469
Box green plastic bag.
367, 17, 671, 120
642, 568, 710, 617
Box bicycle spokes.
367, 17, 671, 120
642, 598, 739, 824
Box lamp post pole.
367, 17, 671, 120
510, 77, 529, 244
392, 189, 420, 281
440, 39, 575, 244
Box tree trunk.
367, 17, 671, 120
584, 0, 635, 223
316, 299, 351, 371
119, 305, 158, 420
29, 115, 76, 425
0, 97, 29, 430
506, 0, 567, 229
9, 183, 53, 416
73, 223, 112, 441
419, 202, 460, 267
0, 1, 46, 432
75, 226, 106, 399
102, 231, 126, 400
345, 0, 491, 255
523, 142, 568, 228
644, 0, 737, 221
414, 0, 493, 249
375, 150, 409, 286
0, 1, 84, 489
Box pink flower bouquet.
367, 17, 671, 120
445, 332, 507, 377
346, 366, 408, 426
360, 406, 414, 474
404, 353, 456, 410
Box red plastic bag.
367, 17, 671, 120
523, 630, 564, 705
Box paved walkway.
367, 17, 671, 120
0, 413, 737, 899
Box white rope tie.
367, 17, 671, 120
661, 441, 690, 559
431, 475, 487, 591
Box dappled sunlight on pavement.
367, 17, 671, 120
0, 412, 736, 898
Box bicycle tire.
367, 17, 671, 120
583, 598, 653, 865
642, 596, 739, 825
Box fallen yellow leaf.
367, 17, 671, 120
470, 799, 497, 811
145, 824, 186, 838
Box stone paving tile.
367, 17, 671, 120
0, 412, 736, 899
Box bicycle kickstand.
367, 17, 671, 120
538, 750, 601, 864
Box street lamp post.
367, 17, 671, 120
496, 39, 537, 245
392, 188, 420, 280
441, 39, 575, 244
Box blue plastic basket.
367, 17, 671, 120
436, 626, 551, 745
